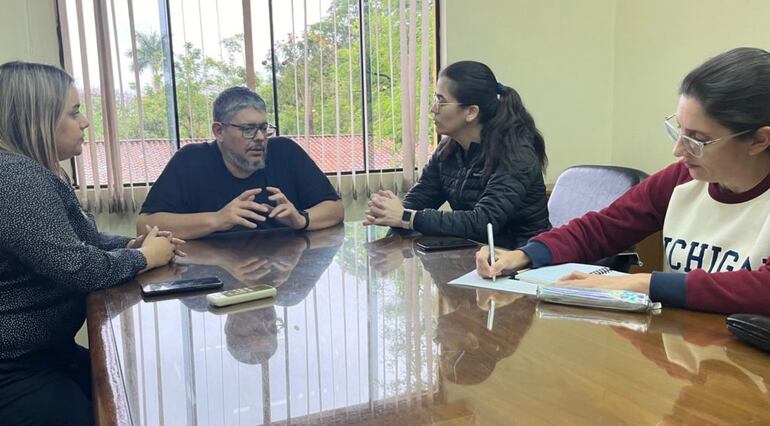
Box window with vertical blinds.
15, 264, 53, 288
57, 0, 436, 212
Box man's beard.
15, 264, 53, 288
224, 147, 267, 173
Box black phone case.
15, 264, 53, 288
726, 314, 770, 353
141, 277, 223, 297
415, 238, 477, 252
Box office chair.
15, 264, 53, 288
548, 165, 649, 272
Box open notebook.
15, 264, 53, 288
449, 262, 627, 294
448, 263, 659, 312
513, 263, 627, 285
447, 270, 540, 295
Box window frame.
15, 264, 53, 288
56, 0, 442, 189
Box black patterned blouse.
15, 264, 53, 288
0, 152, 147, 360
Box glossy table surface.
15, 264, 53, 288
87, 223, 770, 425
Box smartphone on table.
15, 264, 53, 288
141, 276, 223, 297
415, 237, 477, 252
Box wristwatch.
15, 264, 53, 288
401, 209, 416, 230
298, 210, 310, 231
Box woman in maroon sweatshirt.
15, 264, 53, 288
477, 47, 770, 315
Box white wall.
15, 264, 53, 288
442, 0, 770, 182
442, 0, 616, 183
610, 0, 770, 173
0, 0, 60, 65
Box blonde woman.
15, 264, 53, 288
0, 61, 181, 425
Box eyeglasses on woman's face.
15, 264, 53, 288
430, 95, 465, 112
664, 114, 754, 158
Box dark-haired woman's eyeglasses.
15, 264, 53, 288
431, 95, 464, 111
664, 114, 754, 158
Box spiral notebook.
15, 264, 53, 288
513, 263, 627, 286
448, 263, 626, 296
447, 263, 660, 312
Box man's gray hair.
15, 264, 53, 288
213, 86, 267, 123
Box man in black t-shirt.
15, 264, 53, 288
137, 87, 343, 239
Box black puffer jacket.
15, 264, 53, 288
403, 140, 551, 249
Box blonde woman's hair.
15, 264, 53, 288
0, 61, 74, 173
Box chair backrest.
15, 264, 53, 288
548, 165, 649, 228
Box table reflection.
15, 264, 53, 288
436, 294, 536, 385
107, 224, 456, 425
611, 312, 770, 424
223, 301, 280, 366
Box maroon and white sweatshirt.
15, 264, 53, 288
520, 161, 770, 314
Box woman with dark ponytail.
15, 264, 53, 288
478, 47, 770, 315
364, 60, 551, 249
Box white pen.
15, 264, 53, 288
487, 299, 496, 330
487, 222, 496, 282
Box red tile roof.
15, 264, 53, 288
78, 135, 416, 186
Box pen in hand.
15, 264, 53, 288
487, 223, 496, 282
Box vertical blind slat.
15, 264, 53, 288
346, 0, 357, 197
358, 0, 371, 194
333, 3, 342, 193
242, 0, 255, 90
57, 0, 89, 205
303, 0, 310, 152
398, 0, 413, 186
416, 0, 430, 173
75, 0, 103, 211
108, 0, 124, 107
318, 0, 326, 182
94, 0, 126, 211
372, 0, 383, 188
127, 0, 151, 188
387, 0, 398, 193
408, 0, 417, 180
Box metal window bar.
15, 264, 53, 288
268, 0, 281, 132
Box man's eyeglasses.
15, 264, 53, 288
664, 114, 754, 158
223, 122, 277, 139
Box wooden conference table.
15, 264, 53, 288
87, 222, 770, 425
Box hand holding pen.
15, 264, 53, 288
475, 246, 533, 279
485, 223, 497, 329
487, 223, 496, 282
